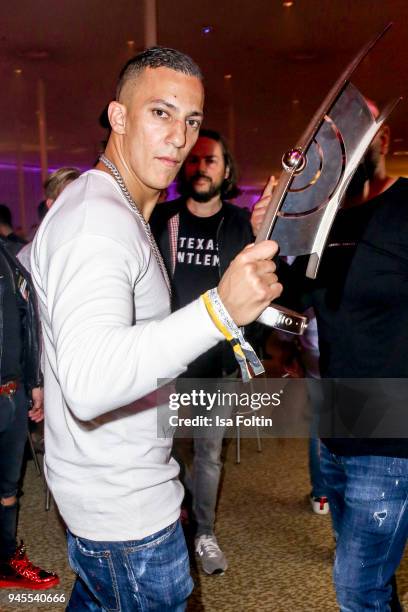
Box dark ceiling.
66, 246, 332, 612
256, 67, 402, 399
1, 0, 408, 190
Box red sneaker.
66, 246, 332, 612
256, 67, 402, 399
0, 542, 59, 589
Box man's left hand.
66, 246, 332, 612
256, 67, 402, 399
29, 387, 44, 422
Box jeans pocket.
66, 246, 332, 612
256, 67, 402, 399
125, 520, 178, 553
125, 521, 193, 610
70, 535, 120, 612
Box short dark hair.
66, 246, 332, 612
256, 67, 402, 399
116, 46, 203, 101
0, 204, 12, 228
178, 128, 240, 199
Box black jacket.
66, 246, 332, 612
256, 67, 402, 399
0, 239, 42, 390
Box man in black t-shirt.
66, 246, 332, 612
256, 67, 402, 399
252, 104, 408, 611
151, 129, 254, 574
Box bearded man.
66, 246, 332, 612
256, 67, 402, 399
151, 129, 254, 575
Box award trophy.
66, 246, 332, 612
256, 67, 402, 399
257, 23, 400, 335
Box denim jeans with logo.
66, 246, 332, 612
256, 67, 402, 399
320, 443, 408, 611
66, 519, 193, 611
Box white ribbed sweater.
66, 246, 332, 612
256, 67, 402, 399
31, 170, 222, 541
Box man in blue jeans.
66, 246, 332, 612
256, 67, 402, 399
31, 47, 282, 610
251, 103, 408, 610
314, 114, 408, 612
0, 239, 58, 589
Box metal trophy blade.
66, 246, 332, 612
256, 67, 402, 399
256, 23, 400, 335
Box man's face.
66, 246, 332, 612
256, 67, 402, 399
182, 136, 228, 202
120, 67, 204, 193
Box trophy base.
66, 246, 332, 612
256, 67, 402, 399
257, 305, 308, 335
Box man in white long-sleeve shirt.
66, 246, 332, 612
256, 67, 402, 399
31, 47, 282, 611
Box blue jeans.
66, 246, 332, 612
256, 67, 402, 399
66, 520, 193, 611
0, 387, 28, 560
320, 443, 408, 611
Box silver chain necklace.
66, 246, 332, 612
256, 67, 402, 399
99, 154, 171, 296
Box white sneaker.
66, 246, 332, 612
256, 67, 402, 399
195, 534, 228, 575
310, 495, 330, 515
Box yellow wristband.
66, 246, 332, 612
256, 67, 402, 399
202, 291, 234, 342
201, 290, 261, 381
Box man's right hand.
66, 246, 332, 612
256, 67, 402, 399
217, 240, 282, 326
